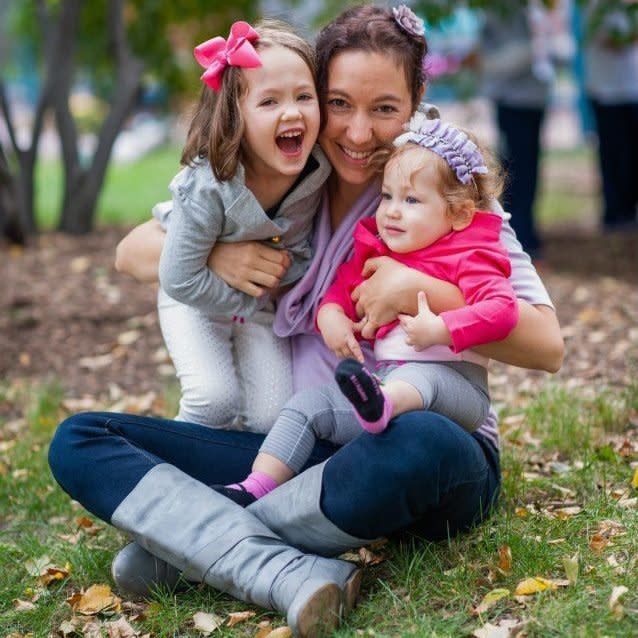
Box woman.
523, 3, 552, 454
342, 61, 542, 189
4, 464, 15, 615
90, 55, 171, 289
49, 5, 563, 637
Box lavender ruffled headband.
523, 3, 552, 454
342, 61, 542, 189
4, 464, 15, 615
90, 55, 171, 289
393, 111, 488, 185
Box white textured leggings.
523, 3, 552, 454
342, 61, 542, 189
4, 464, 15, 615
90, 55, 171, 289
157, 288, 292, 433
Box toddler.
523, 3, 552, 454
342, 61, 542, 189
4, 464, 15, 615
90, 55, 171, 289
218, 113, 518, 504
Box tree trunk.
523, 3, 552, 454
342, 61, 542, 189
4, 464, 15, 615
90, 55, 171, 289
0, 150, 27, 244
57, 0, 144, 234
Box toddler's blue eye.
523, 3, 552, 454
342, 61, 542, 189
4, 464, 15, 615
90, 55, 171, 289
406, 196, 419, 204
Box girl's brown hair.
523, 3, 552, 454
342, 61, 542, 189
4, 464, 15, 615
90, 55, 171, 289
388, 130, 505, 221
315, 4, 429, 121
181, 19, 316, 181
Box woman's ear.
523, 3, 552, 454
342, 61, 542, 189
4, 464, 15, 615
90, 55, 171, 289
450, 199, 475, 231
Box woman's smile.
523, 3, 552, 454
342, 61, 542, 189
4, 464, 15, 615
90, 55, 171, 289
319, 50, 414, 187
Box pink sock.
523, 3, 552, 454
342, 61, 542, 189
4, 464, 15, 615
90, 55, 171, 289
357, 391, 394, 434
227, 471, 279, 499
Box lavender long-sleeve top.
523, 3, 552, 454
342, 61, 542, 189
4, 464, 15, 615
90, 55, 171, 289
274, 182, 554, 450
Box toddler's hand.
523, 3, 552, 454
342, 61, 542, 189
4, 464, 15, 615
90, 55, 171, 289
398, 291, 451, 351
321, 322, 364, 363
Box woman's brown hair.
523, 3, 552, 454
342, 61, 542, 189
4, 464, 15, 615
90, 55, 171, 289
315, 4, 429, 122
180, 19, 316, 182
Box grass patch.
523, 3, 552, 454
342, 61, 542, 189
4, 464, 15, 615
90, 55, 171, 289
34, 144, 598, 232
1, 382, 637, 636
35, 145, 181, 230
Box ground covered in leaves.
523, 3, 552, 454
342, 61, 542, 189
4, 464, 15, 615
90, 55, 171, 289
1, 224, 637, 638
1, 225, 637, 407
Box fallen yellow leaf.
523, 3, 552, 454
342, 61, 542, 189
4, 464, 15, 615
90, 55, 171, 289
498, 545, 512, 573
227, 611, 256, 627
193, 611, 223, 635
264, 628, 293, 638
514, 577, 560, 596
68, 584, 121, 615
472, 588, 510, 616
255, 620, 273, 638
632, 467, 638, 490
37, 563, 72, 587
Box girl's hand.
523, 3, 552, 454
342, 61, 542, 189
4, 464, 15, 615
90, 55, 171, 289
317, 306, 364, 363
398, 292, 451, 351
207, 241, 291, 298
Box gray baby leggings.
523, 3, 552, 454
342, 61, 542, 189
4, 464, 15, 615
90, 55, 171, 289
259, 360, 490, 473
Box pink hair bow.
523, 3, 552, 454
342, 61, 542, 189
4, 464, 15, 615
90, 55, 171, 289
194, 21, 262, 91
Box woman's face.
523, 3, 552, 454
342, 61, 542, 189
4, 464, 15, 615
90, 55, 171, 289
319, 50, 415, 188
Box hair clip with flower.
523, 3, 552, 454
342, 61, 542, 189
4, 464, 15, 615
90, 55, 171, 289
392, 5, 426, 38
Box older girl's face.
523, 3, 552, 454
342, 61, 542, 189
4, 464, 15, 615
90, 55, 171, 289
319, 50, 415, 188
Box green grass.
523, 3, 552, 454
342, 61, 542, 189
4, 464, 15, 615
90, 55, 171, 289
34, 145, 600, 232
1, 381, 637, 637
35, 145, 181, 230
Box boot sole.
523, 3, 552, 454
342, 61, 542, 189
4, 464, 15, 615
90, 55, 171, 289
295, 582, 341, 638
343, 569, 362, 614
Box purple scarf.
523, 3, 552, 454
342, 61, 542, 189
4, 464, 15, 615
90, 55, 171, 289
274, 181, 381, 389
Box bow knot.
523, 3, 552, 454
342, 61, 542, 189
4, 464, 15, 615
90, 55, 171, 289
194, 21, 262, 92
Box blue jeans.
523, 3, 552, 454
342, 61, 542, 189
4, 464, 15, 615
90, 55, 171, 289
48, 411, 500, 542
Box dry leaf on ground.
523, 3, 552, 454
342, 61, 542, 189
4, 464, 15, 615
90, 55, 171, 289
106, 616, 138, 638
82, 622, 103, 638
58, 619, 82, 637
589, 533, 610, 553
472, 588, 510, 615
358, 546, 385, 565
68, 584, 122, 615
255, 620, 274, 638
498, 545, 512, 573
562, 552, 579, 585
632, 467, 638, 489
609, 586, 628, 619
193, 611, 224, 635
12, 599, 36, 611
514, 577, 569, 596
264, 628, 293, 638
472, 618, 527, 638
227, 611, 256, 627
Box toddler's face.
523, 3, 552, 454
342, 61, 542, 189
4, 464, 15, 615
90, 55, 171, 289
376, 154, 452, 253
239, 45, 320, 179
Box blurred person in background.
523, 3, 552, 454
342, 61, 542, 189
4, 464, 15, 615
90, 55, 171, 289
584, 2, 638, 231
480, 1, 573, 260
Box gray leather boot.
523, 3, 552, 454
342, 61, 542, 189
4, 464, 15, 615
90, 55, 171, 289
248, 461, 377, 556
111, 542, 186, 597
110, 463, 359, 637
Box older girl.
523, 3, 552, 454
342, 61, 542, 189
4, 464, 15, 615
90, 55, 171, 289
50, 5, 563, 637
153, 20, 328, 431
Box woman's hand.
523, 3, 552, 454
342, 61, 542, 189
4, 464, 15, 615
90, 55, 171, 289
352, 257, 464, 339
207, 241, 291, 298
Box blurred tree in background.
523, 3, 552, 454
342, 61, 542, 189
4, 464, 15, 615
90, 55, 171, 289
1, 0, 635, 241
0, 0, 258, 240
